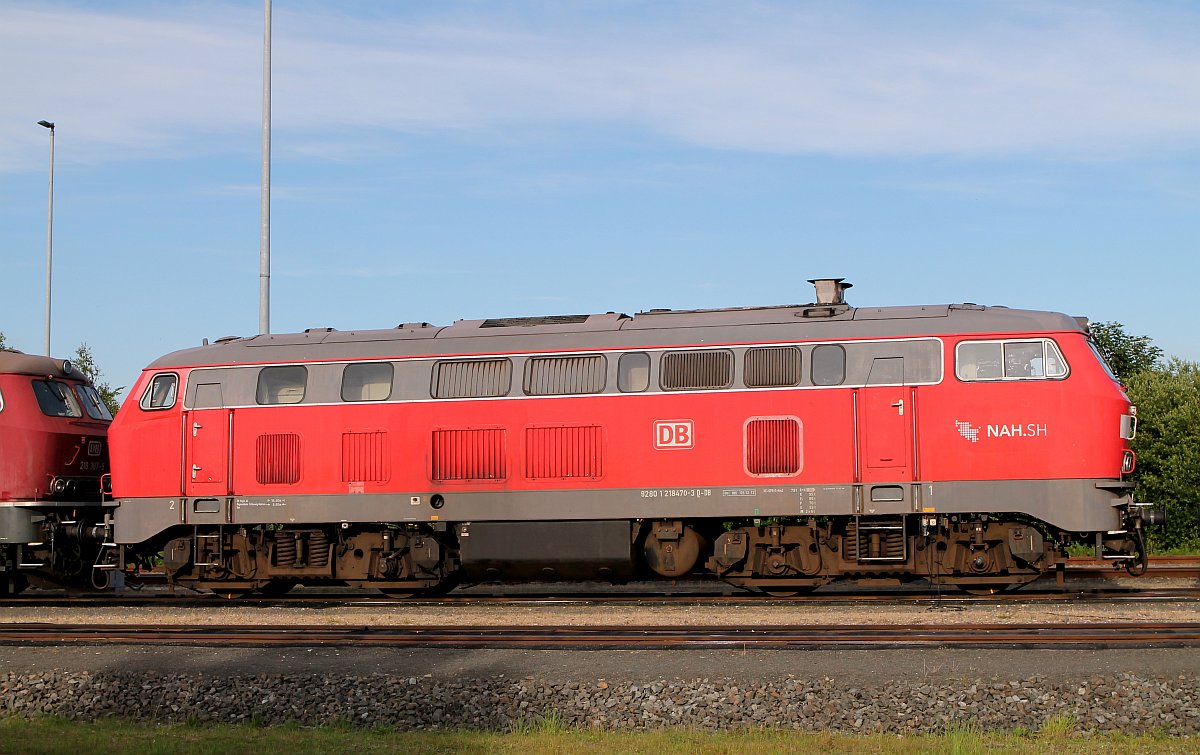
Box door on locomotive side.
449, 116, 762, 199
184, 382, 231, 497
856, 356, 914, 483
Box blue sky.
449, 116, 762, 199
1, 1, 1197, 398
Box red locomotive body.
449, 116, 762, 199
108, 281, 1152, 595
0, 350, 112, 593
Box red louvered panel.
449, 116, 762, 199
431, 428, 507, 481
256, 433, 301, 485
525, 425, 604, 479
341, 431, 389, 483
745, 418, 802, 476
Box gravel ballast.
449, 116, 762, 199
2, 670, 1198, 734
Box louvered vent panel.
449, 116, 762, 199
432, 429, 507, 481
432, 359, 512, 398
341, 432, 389, 483
525, 425, 604, 479
745, 419, 801, 476
525, 355, 606, 395
660, 350, 733, 390
256, 433, 301, 485
745, 346, 802, 388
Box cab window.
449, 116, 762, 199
75, 384, 113, 420
32, 379, 83, 417
140, 373, 178, 410
956, 339, 1068, 381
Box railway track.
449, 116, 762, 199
1, 622, 1198, 650
3, 584, 1200, 609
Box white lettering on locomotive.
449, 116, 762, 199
986, 423, 1048, 438
654, 420, 694, 449
957, 421, 1048, 441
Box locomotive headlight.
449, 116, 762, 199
52, 478, 69, 494
1121, 450, 1137, 475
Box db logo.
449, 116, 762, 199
654, 420, 694, 449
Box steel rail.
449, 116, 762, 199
3, 585, 1200, 609
0, 622, 1198, 650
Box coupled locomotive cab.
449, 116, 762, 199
0, 350, 113, 594
104, 279, 1163, 596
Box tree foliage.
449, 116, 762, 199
1128, 359, 1200, 551
0, 331, 7, 350
72, 343, 123, 417
1089, 321, 1163, 383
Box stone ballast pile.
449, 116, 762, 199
1, 671, 1199, 734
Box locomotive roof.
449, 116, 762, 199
0, 350, 90, 381
147, 300, 1086, 369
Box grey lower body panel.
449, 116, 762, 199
112, 478, 1127, 545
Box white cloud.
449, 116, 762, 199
2, 1, 1199, 172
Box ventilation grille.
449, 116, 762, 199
432, 359, 512, 398
341, 431, 389, 483
432, 428, 507, 481
482, 314, 589, 328
256, 433, 301, 485
745, 346, 801, 388
525, 425, 604, 479
525, 355, 606, 396
745, 418, 801, 476
661, 350, 733, 391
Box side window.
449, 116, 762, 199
256, 365, 308, 405
956, 342, 1002, 380
342, 362, 393, 402
524, 354, 606, 396
431, 359, 512, 399
958, 339, 1069, 381
660, 350, 733, 391
810, 345, 846, 386
140, 373, 178, 410
32, 379, 83, 417
75, 384, 113, 421
745, 346, 802, 388
618, 352, 651, 393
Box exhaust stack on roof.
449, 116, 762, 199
807, 278, 852, 306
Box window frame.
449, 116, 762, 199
256, 365, 309, 405
341, 362, 394, 402
954, 338, 1070, 382
140, 373, 179, 411
617, 352, 651, 393
75, 384, 113, 421
810, 344, 847, 386
31, 378, 84, 418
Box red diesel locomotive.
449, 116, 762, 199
106, 279, 1157, 595
0, 350, 112, 594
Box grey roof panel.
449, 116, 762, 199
145, 301, 1086, 369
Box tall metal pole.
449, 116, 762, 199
259, 0, 272, 335
37, 120, 55, 355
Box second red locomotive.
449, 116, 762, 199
105, 279, 1158, 596
0, 350, 112, 593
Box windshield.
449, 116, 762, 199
32, 379, 83, 418
75, 384, 113, 421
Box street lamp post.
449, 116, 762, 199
37, 120, 55, 356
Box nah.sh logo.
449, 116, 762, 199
956, 421, 1049, 442
654, 420, 694, 449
